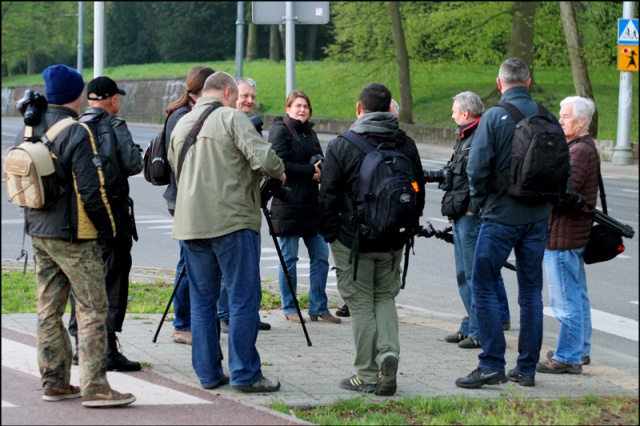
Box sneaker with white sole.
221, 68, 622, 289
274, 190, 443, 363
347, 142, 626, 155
43, 384, 81, 401
82, 390, 136, 407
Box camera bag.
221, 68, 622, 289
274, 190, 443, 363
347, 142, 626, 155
143, 116, 171, 186
4, 118, 80, 209
499, 102, 570, 204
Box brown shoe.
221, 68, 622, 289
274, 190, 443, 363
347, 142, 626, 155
285, 313, 305, 323
43, 384, 81, 401
536, 358, 582, 374
172, 329, 192, 345
309, 313, 342, 323
82, 390, 136, 407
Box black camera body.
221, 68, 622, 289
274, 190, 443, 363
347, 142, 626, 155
260, 176, 294, 207
423, 164, 453, 191
309, 154, 324, 170
16, 89, 48, 127
250, 115, 264, 136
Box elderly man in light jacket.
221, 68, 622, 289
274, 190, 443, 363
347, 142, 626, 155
169, 71, 285, 393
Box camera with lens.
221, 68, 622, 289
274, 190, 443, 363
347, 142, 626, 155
423, 164, 453, 191
16, 89, 48, 127
260, 175, 294, 207
250, 115, 264, 136
309, 154, 324, 170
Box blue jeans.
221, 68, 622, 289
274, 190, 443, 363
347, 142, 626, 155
473, 219, 548, 377
217, 279, 229, 321
183, 229, 264, 388
173, 240, 190, 331
278, 234, 330, 316
453, 214, 510, 340
544, 247, 592, 365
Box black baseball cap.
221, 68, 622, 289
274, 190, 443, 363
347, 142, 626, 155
87, 76, 126, 100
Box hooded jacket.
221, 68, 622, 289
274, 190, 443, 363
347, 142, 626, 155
320, 112, 425, 253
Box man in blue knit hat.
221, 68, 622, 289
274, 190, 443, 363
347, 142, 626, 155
14, 64, 136, 407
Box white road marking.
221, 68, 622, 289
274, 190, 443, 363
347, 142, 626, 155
1, 338, 211, 405
2, 400, 17, 408
543, 308, 638, 341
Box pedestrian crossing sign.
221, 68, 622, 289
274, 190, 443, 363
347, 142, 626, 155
618, 45, 639, 72
618, 19, 639, 45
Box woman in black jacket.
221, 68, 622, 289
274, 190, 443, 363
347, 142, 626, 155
268, 90, 340, 324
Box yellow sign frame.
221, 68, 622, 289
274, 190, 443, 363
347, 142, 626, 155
618, 45, 639, 72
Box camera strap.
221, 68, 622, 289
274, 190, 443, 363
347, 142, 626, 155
283, 115, 302, 144
175, 104, 221, 183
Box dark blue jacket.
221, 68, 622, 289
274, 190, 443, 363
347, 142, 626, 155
467, 86, 555, 225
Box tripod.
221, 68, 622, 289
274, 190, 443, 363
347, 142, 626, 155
261, 200, 312, 346
152, 264, 184, 343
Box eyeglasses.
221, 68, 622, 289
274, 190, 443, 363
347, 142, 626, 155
290, 103, 310, 110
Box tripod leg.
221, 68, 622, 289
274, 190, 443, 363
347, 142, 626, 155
152, 264, 185, 343
262, 206, 312, 346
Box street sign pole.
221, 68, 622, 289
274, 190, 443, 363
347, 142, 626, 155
285, 2, 295, 97
235, 1, 245, 81
613, 2, 637, 166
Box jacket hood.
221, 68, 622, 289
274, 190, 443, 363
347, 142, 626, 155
349, 111, 399, 136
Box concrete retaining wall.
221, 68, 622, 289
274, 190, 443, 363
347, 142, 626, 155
3, 79, 637, 162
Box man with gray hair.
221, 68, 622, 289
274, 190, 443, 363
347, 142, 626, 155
169, 71, 285, 393
437, 92, 510, 350
537, 96, 599, 375
459, 58, 562, 388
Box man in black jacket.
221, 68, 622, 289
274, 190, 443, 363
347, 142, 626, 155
67, 76, 144, 371
319, 83, 425, 396
15, 64, 135, 407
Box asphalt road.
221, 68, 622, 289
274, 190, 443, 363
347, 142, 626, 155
2, 116, 638, 372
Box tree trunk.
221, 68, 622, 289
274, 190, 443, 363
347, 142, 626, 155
507, 1, 536, 84
559, 1, 598, 137
245, 22, 258, 61
26, 51, 35, 75
269, 24, 281, 62
304, 25, 319, 60
388, 2, 413, 124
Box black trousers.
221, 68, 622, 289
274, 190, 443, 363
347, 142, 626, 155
69, 198, 133, 336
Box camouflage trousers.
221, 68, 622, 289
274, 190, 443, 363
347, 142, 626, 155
32, 237, 112, 398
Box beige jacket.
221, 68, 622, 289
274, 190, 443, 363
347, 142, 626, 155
168, 96, 284, 240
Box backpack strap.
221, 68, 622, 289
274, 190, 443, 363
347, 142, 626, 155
283, 115, 302, 144
342, 130, 374, 154
175, 104, 221, 182
577, 139, 607, 214
497, 102, 525, 122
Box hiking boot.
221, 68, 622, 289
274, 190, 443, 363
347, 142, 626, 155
259, 321, 272, 331
458, 337, 481, 349
233, 377, 281, 393
455, 368, 508, 389
547, 349, 590, 365
507, 369, 535, 387
502, 321, 511, 331
220, 320, 229, 334
444, 332, 467, 343
82, 390, 136, 407
375, 355, 398, 396
106, 332, 141, 372
336, 304, 350, 317
536, 358, 582, 374
203, 373, 230, 390
171, 329, 192, 344
339, 375, 377, 393
43, 384, 81, 401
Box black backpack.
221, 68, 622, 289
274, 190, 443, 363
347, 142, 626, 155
342, 131, 422, 287
499, 102, 570, 204
143, 117, 171, 186
78, 111, 128, 199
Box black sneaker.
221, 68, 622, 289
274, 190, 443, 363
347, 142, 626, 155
458, 337, 481, 349
339, 375, 377, 393
502, 321, 511, 331
233, 377, 280, 393
507, 368, 535, 387
203, 373, 230, 390
375, 356, 398, 396
455, 368, 508, 389
220, 320, 229, 334
259, 321, 271, 331
444, 332, 467, 343
336, 304, 350, 317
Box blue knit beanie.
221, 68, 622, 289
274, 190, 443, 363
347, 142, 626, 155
42, 64, 85, 105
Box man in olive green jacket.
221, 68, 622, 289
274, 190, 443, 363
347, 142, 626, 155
168, 71, 286, 393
